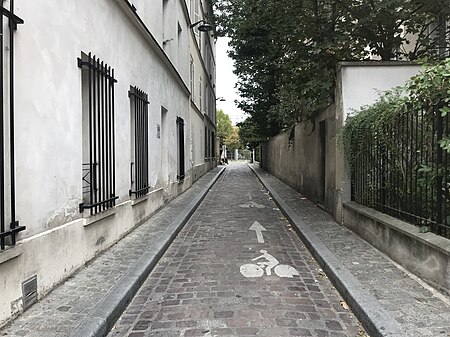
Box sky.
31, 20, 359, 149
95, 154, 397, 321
215, 37, 246, 125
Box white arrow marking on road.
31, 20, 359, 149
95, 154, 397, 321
249, 221, 267, 243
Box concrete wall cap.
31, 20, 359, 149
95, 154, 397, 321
343, 201, 450, 256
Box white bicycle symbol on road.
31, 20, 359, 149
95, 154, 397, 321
240, 250, 299, 278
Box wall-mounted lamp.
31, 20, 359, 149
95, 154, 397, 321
216, 97, 226, 102
190, 20, 214, 33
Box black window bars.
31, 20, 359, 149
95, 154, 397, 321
0, 2, 25, 251
204, 126, 208, 159
211, 131, 215, 159
78, 53, 118, 215
129, 86, 149, 198
177, 117, 185, 180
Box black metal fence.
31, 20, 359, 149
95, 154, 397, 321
0, 2, 25, 250
78, 53, 118, 215
350, 104, 450, 238
177, 117, 185, 180
129, 86, 149, 199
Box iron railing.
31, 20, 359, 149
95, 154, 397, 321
350, 104, 450, 238
0, 2, 25, 250
78, 53, 118, 215
177, 117, 185, 180
129, 86, 149, 198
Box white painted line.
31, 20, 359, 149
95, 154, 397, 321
239, 201, 265, 209
249, 221, 266, 243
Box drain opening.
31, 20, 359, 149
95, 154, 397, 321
22, 275, 37, 310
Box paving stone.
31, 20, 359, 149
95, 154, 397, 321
7, 163, 443, 337
108, 164, 366, 337
252, 163, 450, 337
0, 168, 222, 337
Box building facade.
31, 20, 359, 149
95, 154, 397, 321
0, 0, 216, 325
188, 0, 217, 181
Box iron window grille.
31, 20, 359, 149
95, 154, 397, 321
78, 53, 118, 215
0, 2, 25, 251
177, 117, 185, 180
129, 86, 149, 199
207, 127, 211, 159
211, 131, 215, 159
204, 126, 208, 160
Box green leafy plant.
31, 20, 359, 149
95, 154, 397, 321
339, 60, 450, 237
213, 0, 449, 140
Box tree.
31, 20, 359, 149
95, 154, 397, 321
237, 117, 263, 150
216, 109, 232, 147
225, 126, 241, 151
213, 0, 449, 140
337, 0, 450, 60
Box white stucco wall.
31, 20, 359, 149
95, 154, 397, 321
188, 0, 216, 176
190, 105, 205, 166
14, 0, 190, 238
340, 62, 421, 120
334, 62, 422, 222
0, 0, 208, 326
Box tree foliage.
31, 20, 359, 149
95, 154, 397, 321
213, 0, 449, 139
339, 59, 450, 237
216, 109, 232, 147
225, 126, 242, 150
237, 117, 263, 150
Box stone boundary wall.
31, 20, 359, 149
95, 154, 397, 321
343, 201, 450, 295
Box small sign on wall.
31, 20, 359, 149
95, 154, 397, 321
157, 124, 161, 139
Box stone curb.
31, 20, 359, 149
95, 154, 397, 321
248, 164, 406, 337
70, 167, 226, 337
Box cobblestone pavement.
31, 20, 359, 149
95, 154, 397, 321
252, 164, 450, 337
0, 168, 222, 337
108, 164, 367, 337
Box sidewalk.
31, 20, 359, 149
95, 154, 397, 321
2, 163, 449, 337
250, 164, 450, 337
0, 167, 225, 337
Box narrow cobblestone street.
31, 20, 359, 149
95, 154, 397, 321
107, 164, 366, 337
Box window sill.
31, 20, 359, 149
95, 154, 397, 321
83, 208, 116, 228
131, 195, 148, 206
0, 244, 23, 266
131, 187, 163, 206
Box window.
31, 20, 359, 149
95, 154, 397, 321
194, 0, 200, 41
190, 55, 194, 99
177, 117, 185, 180
129, 86, 149, 199
199, 29, 202, 55
207, 128, 211, 158
205, 83, 209, 114
78, 53, 118, 215
162, 0, 169, 42
211, 131, 215, 159
0, 3, 25, 250
204, 126, 207, 159
199, 77, 202, 110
